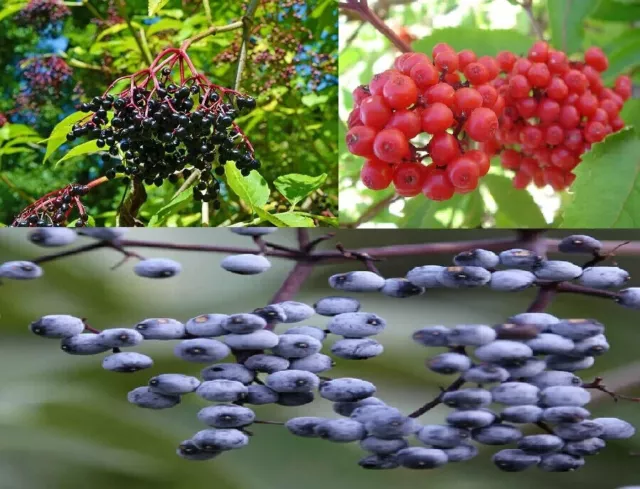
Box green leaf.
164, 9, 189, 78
43, 112, 88, 163
147, 190, 192, 227
301, 93, 329, 107
591, 0, 640, 21
0, 3, 25, 22
146, 18, 183, 37
148, 0, 170, 16
561, 128, 640, 228
55, 141, 102, 167
482, 174, 547, 227
603, 30, 640, 83
274, 173, 327, 207
96, 23, 129, 41
254, 207, 288, 227
7, 124, 38, 139
225, 165, 270, 210
412, 28, 533, 58
547, 0, 600, 54
620, 99, 640, 133
272, 212, 315, 227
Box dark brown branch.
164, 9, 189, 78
527, 285, 558, 313
583, 376, 640, 403
408, 376, 466, 418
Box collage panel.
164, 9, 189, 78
1, 227, 640, 488
0, 0, 337, 228
339, 0, 639, 229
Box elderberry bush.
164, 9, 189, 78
8, 230, 639, 473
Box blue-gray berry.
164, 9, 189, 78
283, 325, 326, 342
500, 405, 543, 424
224, 330, 279, 350
127, 386, 180, 409
405, 265, 444, 288
445, 409, 496, 429
135, 318, 185, 339
245, 384, 279, 405
102, 352, 153, 372
197, 404, 255, 428
542, 406, 592, 424
563, 437, 606, 456
526, 333, 574, 355
517, 434, 564, 454
252, 304, 288, 323
222, 313, 266, 334
333, 397, 386, 417
243, 354, 290, 373
365, 414, 420, 440
29, 228, 77, 247
529, 370, 582, 389
133, 258, 182, 278
472, 424, 523, 445
395, 447, 448, 469
454, 249, 499, 268
550, 318, 604, 340
448, 324, 496, 346
570, 334, 609, 357
558, 235, 602, 254
275, 301, 315, 323
360, 436, 408, 455
538, 453, 585, 472
592, 417, 636, 439
546, 355, 594, 371
331, 338, 383, 359
271, 333, 321, 358
192, 428, 249, 451
474, 340, 533, 363
491, 382, 540, 405
148, 374, 200, 395
442, 443, 478, 462
185, 314, 228, 337
329, 271, 385, 292
176, 440, 220, 460
196, 380, 248, 402
534, 260, 583, 281
616, 288, 640, 310
427, 352, 472, 374
553, 421, 604, 441
490, 270, 536, 292
504, 358, 547, 378
492, 449, 541, 472
174, 338, 230, 363
200, 363, 255, 384
380, 278, 425, 298
30, 315, 84, 338
0, 261, 43, 280
442, 388, 492, 409
98, 328, 144, 348
315, 419, 366, 442
509, 312, 559, 331
285, 416, 325, 437
438, 266, 491, 288
60, 334, 110, 355
276, 392, 315, 406
289, 353, 334, 373
463, 365, 510, 384
412, 326, 450, 347
498, 249, 543, 269
579, 266, 629, 289
313, 296, 361, 316
220, 254, 271, 275
327, 312, 386, 338
358, 454, 399, 470
540, 386, 591, 407
265, 369, 319, 393
319, 378, 376, 402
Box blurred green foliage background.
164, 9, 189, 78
1, 228, 640, 488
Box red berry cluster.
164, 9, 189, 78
346, 43, 501, 201
11, 184, 91, 228
345, 42, 631, 201
21, 56, 73, 102
16, 0, 70, 32
492, 42, 631, 191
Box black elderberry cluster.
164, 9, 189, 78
11, 184, 90, 227
69, 72, 258, 206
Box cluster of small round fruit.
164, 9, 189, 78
20, 56, 73, 104
16, 0, 70, 32
493, 43, 631, 191
10, 184, 91, 227
346, 42, 631, 200
68, 49, 258, 205
4, 229, 638, 471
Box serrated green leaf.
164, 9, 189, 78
272, 212, 315, 227
562, 128, 640, 228
274, 173, 327, 207
482, 174, 547, 228
148, 190, 192, 227
43, 112, 88, 163
148, 0, 170, 16
55, 141, 101, 167
412, 28, 533, 58
547, 0, 600, 54
225, 165, 270, 210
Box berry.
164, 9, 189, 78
196, 380, 249, 402
329, 271, 385, 292
382, 74, 418, 110
135, 318, 185, 339
393, 163, 426, 197
174, 338, 231, 363
29, 228, 77, 247
314, 296, 361, 316
220, 254, 271, 275
421, 103, 454, 134
331, 338, 383, 359
60, 334, 110, 355
464, 108, 498, 142
127, 386, 180, 409
0, 261, 43, 280
271, 334, 322, 358
133, 258, 182, 278
346, 126, 377, 157
149, 374, 200, 395
185, 314, 229, 337
492, 449, 540, 472
102, 352, 153, 373
223, 330, 279, 350
447, 156, 480, 190
98, 328, 144, 348
30, 315, 85, 338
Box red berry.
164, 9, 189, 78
512, 58, 533, 77
464, 62, 490, 85
519, 157, 539, 177
527, 63, 551, 88
520, 125, 544, 149
544, 167, 568, 191
422, 168, 455, 201
422, 102, 454, 134
584, 121, 608, 143
373, 128, 410, 163
544, 124, 565, 146
508, 74, 531, 99
491, 94, 506, 116
370, 70, 400, 96
546, 77, 569, 101
382, 74, 418, 110
447, 156, 480, 190
453, 88, 484, 117
547, 50, 569, 75
477, 56, 499, 81
590, 107, 610, 124
346, 126, 377, 157
435, 51, 459, 73
360, 159, 393, 190
352, 85, 371, 106
537, 98, 561, 123
444, 72, 461, 85
513, 170, 532, 189
476, 84, 498, 108
360, 95, 392, 129
387, 109, 422, 139
393, 163, 426, 197
558, 104, 581, 130
611, 116, 625, 131
581, 65, 604, 93
465, 107, 498, 142
550, 146, 578, 171
395, 52, 431, 75
563, 70, 589, 94
496, 51, 517, 72
479, 139, 501, 158
347, 107, 362, 128
432, 43, 455, 60
599, 98, 620, 121
564, 128, 584, 152
458, 50, 477, 70
576, 91, 599, 117
528, 41, 549, 63
428, 131, 460, 165
466, 149, 490, 176
425, 83, 455, 106
410, 62, 439, 89
584, 46, 609, 72
614, 75, 632, 100
516, 97, 538, 119
501, 149, 521, 170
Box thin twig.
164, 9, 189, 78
408, 377, 466, 418
234, 0, 260, 90
344, 194, 399, 228
583, 376, 640, 403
